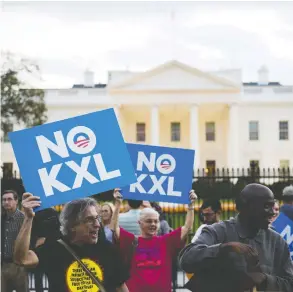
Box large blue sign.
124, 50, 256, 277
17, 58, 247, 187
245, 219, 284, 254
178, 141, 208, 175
121, 143, 195, 204
9, 109, 137, 210
273, 212, 293, 260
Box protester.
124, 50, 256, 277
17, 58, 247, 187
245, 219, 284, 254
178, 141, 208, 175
191, 199, 222, 243
119, 199, 143, 236
101, 202, 115, 242
151, 202, 172, 235
269, 200, 280, 226
14, 193, 130, 292
30, 207, 61, 292
179, 183, 293, 292
112, 188, 197, 292
280, 185, 293, 222
1, 190, 28, 292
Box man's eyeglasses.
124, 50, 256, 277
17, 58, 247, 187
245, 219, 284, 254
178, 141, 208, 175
82, 215, 102, 225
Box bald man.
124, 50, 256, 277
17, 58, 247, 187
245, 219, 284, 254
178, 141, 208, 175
179, 183, 293, 292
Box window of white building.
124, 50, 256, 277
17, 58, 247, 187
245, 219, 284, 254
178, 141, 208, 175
249, 121, 259, 140
279, 121, 289, 140
250, 160, 259, 169
206, 122, 215, 141
280, 160, 290, 169
2, 162, 13, 178
2, 124, 13, 143
171, 122, 180, 142
206, 160, 216, 174
136, 123, 146, 142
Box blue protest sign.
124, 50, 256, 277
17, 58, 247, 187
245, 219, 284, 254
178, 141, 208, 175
121, 143, 195, 204
272, 212, 293, 260
9, 109, 137, 211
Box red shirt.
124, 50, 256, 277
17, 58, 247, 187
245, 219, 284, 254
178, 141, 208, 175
119, 227, 184, 292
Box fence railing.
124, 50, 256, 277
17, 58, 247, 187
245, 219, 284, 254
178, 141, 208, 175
2, 167, 292, 201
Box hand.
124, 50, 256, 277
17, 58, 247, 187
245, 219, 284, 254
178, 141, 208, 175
247, 272, 266, 286
220, 242, 259, 266
188, 190, 197, 207
113, 188, 123, 205
22, 192, 41, 218
35, 237, 46, 248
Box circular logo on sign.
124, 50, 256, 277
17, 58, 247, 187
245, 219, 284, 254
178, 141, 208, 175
74, 134, 91, 149
156, 154, 176, 174
67, 126, 97, 155
66, 258, 104, 292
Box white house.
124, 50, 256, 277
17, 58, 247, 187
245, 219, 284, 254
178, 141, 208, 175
2, 60, 293, 176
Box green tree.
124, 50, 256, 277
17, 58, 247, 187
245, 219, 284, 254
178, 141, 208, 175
1, 52, 47, 137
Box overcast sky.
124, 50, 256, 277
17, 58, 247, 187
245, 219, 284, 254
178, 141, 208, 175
2, 1, 293, 88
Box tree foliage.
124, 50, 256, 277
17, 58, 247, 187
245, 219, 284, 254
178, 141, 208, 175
1, 52, 47, 134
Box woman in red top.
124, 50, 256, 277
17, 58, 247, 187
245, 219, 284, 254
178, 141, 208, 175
112, 189, 197, 292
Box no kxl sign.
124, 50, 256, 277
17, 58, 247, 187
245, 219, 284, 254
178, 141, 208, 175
9, 109, 136, 210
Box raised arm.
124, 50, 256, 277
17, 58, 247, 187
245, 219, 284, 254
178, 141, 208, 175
13, 193, 40, 267
180, 190, 197, 241
110, 188, 123, 240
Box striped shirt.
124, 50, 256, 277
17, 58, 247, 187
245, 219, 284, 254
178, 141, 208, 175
119, 209, 141, 236
2, 209, 24, 260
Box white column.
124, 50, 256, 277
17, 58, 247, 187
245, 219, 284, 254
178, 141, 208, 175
227, 103, 239, 168
151, 105, 159, 145
190, 104, 200, 170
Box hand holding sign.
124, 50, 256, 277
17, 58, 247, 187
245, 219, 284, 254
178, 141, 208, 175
22, 193, 41, 218
113, 188, 123, 205
188, 190, 197, 207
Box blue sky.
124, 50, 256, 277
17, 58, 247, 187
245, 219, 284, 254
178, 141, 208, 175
2, 1, 293, 88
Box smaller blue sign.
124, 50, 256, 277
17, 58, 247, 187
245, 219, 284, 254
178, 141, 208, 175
9, 109, 137, 211
272, 212, 293, 260
121, 143, 195, 204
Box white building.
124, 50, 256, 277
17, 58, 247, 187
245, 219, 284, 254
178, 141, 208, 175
2, 60, 293, 176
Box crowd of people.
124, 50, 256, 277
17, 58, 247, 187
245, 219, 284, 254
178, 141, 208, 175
1, 184, 293, 292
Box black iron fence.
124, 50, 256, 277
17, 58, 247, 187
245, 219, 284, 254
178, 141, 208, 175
2, 167, 293, 291
2, 167, 292, 200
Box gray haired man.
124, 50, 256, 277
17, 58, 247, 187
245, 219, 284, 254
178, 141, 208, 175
14, 193, 130, 292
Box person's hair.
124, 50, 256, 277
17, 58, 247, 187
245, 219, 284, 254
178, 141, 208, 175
139, 207, 159, 221
127, 199, 142, 209
59, 197, 100, 237
201, 199, 222, 213
2, 190, 18, 201
282, 185, 293, 203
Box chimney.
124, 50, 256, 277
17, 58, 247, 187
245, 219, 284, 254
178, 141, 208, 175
258, 65, 269, 85
84, 70, 94, 87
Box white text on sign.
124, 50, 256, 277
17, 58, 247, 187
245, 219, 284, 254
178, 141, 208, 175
130, 151, 181, 196
36, 126, 121, 196
280, 225, 293, 258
